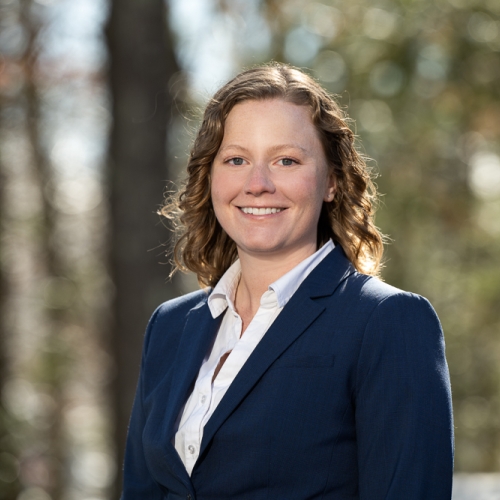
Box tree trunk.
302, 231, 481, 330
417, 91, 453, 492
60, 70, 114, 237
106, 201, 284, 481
19, 1, 66, 497
0, 108, 22, 500
105, 0, 179, 495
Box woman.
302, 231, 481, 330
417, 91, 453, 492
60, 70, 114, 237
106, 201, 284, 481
122, 64, 454, 500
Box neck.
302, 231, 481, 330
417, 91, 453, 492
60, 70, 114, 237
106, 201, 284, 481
234, 243, 317, 324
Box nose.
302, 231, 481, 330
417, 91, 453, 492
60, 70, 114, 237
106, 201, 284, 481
244, 163, 276, 196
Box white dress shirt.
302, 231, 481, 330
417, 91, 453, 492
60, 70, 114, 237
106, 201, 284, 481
174, 241, 334, 475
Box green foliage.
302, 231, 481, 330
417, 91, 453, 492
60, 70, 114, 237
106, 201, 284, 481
0, 406, 22, 500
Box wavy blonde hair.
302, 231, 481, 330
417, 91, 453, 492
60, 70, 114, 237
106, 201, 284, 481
162, 63, 384, 287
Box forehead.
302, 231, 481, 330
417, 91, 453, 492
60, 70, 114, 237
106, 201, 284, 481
226, 98, 313, 122
222, 99, 320, 143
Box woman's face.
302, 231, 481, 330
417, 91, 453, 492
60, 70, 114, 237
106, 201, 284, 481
211, 99, 335, 263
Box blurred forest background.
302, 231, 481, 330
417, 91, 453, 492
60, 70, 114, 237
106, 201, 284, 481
0, 0, 499, 498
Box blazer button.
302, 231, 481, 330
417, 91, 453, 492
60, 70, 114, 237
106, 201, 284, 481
187, 495, 192, 500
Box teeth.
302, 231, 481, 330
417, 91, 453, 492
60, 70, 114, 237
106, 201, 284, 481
241, 207, 283, 215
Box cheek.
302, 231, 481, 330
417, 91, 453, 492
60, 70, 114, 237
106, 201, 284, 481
288, 174, 328, 208
211, 168, 239, 201
210, 172, 236, 228
210, 172, 227, 207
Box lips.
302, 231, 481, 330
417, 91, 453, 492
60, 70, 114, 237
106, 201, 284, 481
240, 207, 284, 215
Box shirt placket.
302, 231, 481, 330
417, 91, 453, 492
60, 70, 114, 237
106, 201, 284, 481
184, 376, 208, 470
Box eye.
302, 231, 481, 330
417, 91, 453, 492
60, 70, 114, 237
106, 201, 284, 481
228, 157, 245, 166
278, 158, 296, 166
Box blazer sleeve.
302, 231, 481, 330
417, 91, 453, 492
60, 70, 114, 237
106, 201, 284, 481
121, 307, 165, 500
355, 292, 454, 500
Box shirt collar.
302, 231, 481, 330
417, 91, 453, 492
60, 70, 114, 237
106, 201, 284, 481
208, 259, 241, 318
207, 240, 335, 318
269, 240, 334, 308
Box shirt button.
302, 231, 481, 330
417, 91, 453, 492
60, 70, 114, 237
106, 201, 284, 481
188, 445, 196, 454
201, 395, 206, 404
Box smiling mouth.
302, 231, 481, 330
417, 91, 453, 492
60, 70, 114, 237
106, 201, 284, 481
240, 207, 284, 215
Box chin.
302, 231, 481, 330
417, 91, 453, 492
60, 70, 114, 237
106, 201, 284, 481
237, 240, 283, 255
240, 237, 306, 257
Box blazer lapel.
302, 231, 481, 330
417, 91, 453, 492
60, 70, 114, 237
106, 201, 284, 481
159, 297, 222, 486
199, 245, 355, 458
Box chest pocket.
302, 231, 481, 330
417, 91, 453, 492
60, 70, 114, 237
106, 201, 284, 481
272, 353, 335, 368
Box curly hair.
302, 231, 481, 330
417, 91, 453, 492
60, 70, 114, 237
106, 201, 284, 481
162, 63, 385, 287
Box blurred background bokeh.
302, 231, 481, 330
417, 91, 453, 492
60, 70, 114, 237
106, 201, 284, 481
0, 0, 499, 498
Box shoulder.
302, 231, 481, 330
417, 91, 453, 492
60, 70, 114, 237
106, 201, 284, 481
333, 271, 443, 351
142, 288, 211, 353
345, 270, 407, 301
154, 288, 210, 322
350, 274, 445, 370
311, 247, 440, 329
351, 276, 449, 400
316, 246, 431, 313
360, 275, 439, 327
343, 271, 437, 318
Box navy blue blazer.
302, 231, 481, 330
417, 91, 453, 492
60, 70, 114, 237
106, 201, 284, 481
122, 246, 454, 500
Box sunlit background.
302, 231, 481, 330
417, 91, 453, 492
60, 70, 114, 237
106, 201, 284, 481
0, 0, 499, 498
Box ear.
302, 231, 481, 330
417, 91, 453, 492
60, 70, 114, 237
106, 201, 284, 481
323, 174, 336, 202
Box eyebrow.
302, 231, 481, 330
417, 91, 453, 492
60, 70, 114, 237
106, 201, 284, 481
218, 143, 311, 155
